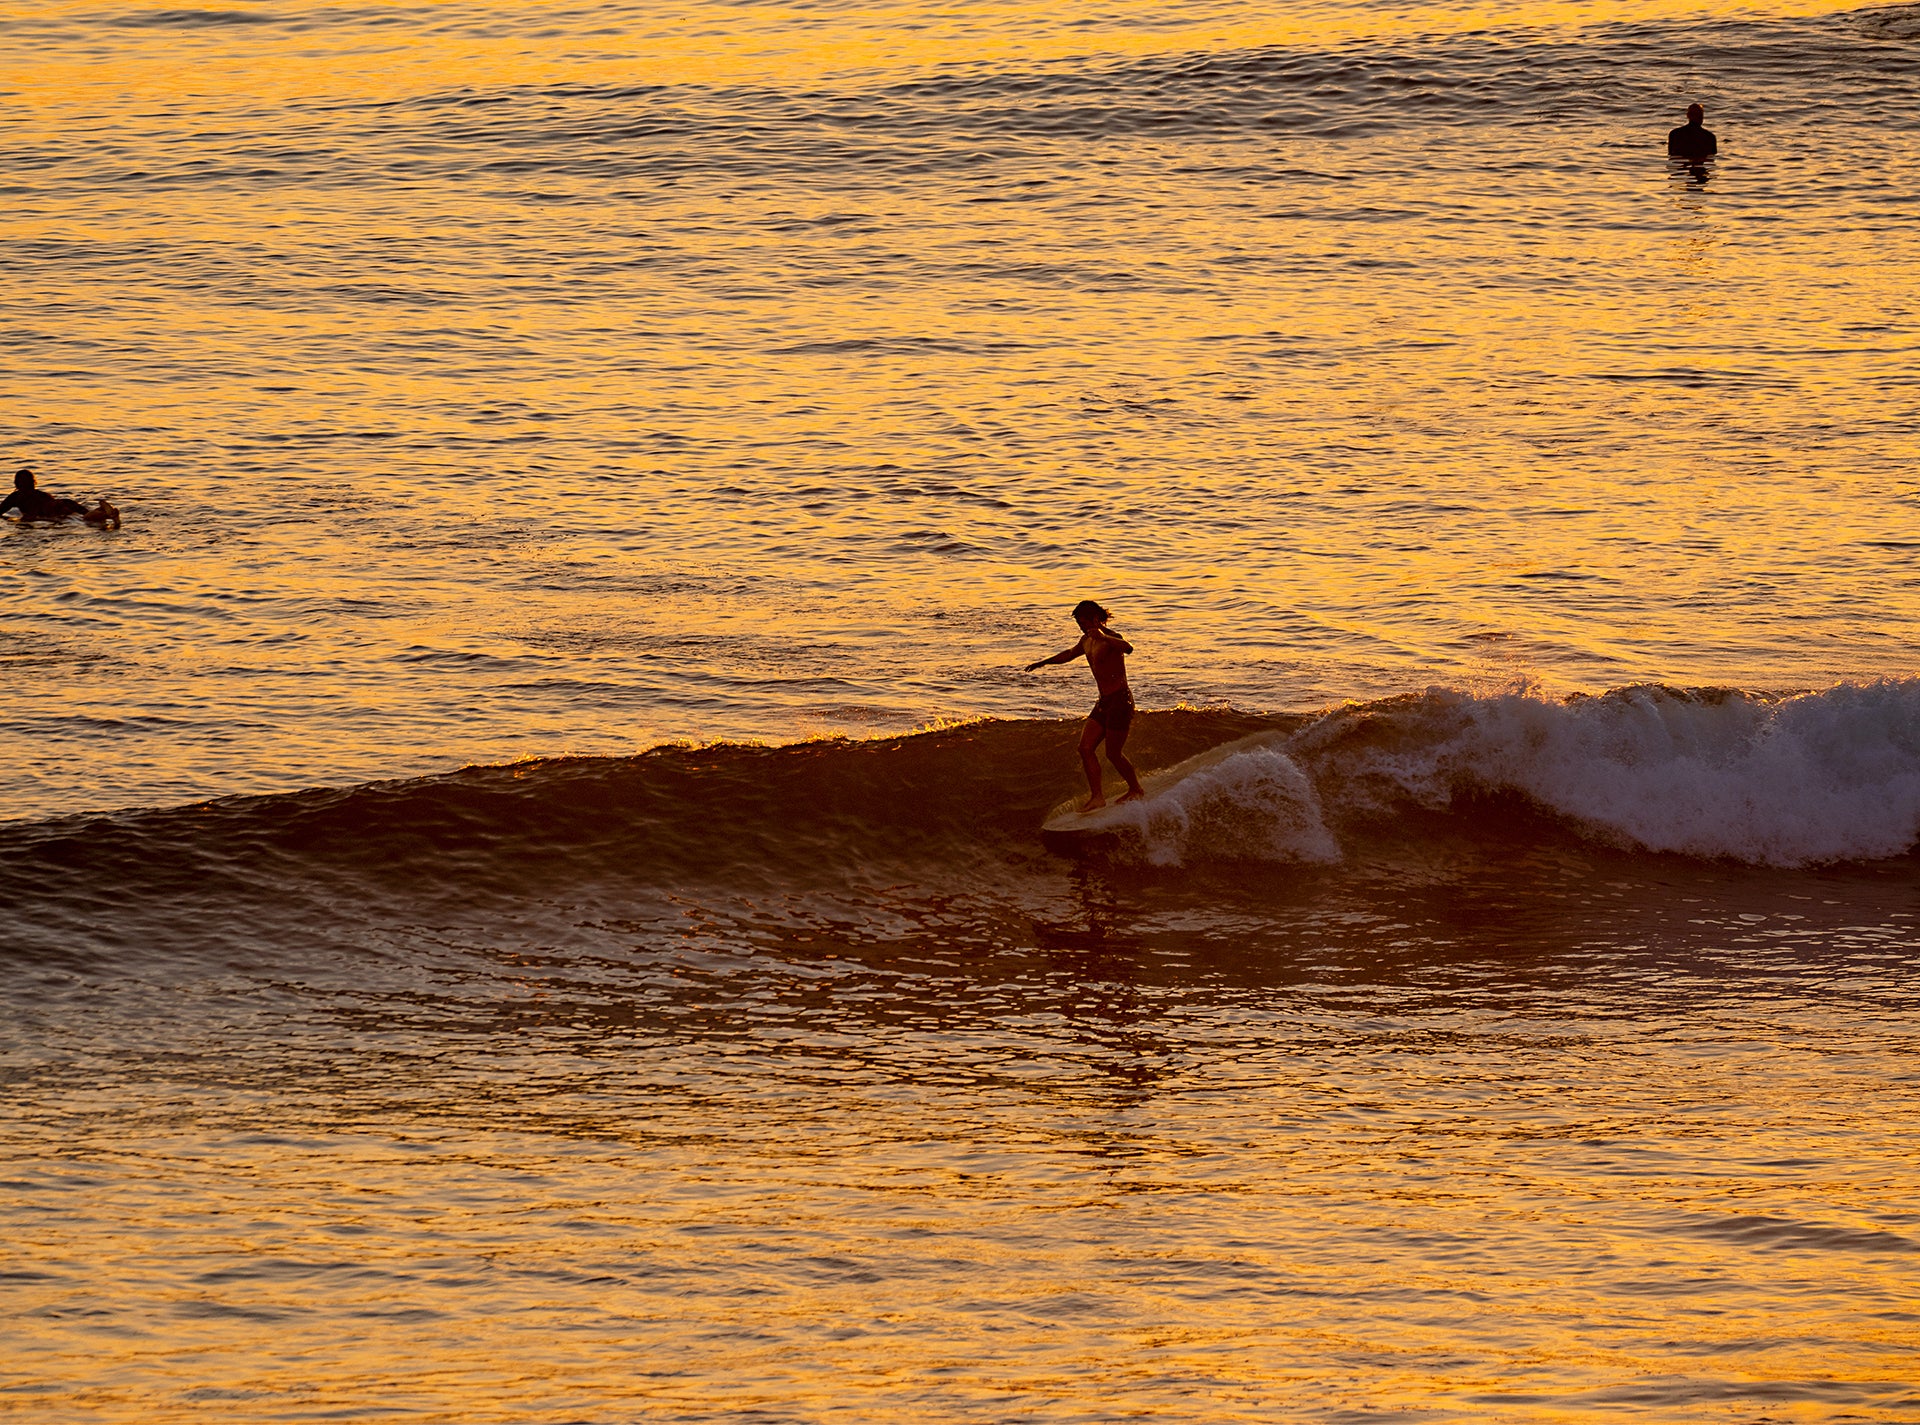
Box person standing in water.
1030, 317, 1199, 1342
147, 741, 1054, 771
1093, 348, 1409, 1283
1668, 102, 1717, 160
1025, 599, 1145, 811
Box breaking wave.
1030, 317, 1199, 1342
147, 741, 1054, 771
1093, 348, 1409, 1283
1295, 679, 1920, 867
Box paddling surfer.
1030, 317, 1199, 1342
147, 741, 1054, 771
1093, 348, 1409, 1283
2, 468, 119, 528
1025, 599, 1145, 812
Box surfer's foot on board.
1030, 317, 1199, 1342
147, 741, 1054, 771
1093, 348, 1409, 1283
1081, 795, 1108, 813
1117, 788, 1144, 803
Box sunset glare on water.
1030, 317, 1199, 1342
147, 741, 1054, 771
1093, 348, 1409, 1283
4, 0, 1919, 1419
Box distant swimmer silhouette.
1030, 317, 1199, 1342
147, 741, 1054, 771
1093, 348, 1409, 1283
1668, 102, 1717, 160
1025, 599, 1145, 811
2, 468, 119, 528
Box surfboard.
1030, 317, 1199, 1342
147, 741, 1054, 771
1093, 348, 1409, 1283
1039, 732, 1279, 852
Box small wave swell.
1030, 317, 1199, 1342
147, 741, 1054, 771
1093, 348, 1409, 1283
1, 684, 1914, 936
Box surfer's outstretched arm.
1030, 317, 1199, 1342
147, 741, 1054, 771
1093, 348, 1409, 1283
1024, 639, 1085, 673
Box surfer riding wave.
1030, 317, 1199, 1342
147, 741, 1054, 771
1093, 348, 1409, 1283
1026, 599, 1146, 811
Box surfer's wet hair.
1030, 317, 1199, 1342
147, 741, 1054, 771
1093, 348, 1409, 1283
1072, 600, 1110, 625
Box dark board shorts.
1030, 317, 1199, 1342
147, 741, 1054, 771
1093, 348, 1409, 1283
1089, 689, 1135, 735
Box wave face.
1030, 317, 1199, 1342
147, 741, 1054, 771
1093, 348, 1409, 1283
4, 683, 1914, 957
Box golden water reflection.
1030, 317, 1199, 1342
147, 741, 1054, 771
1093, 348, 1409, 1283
7, 937, 1918, 1421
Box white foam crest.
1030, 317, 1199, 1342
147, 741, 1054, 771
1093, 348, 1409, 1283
1316, 680, 1920, 866
1068, 743, 1342, 867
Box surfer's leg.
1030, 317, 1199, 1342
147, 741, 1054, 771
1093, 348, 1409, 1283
1107, 721, 1144, 802
1078, 718, 1107, 810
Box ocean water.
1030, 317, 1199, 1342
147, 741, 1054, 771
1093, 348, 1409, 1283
5, 0, 1920, 1419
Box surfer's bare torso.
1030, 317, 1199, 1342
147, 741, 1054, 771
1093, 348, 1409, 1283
1078, 627, 1131, 696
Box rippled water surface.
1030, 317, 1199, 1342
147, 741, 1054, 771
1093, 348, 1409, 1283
6, 0, 1919, 814
5, 0, 1920, 1419
8, 837, 1920, 1421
